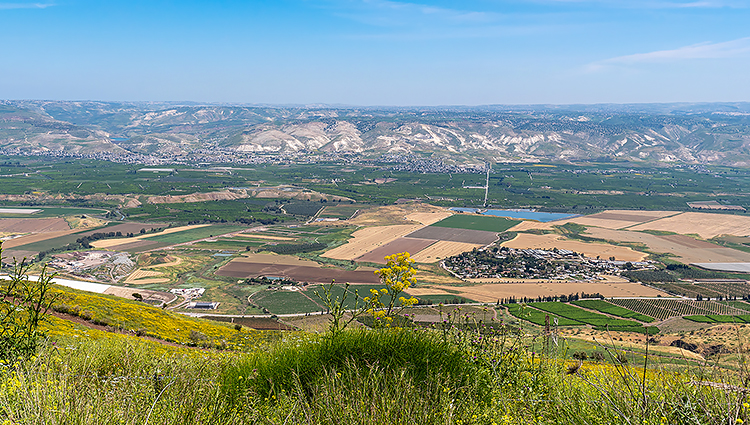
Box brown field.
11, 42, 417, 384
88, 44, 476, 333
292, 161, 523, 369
216, 261, 381, 284
411, 241, 483, 263
406, 227, 498, 245
501, 233, 647, 261
0, 218, 71, 233
356, 237, 437, 264
1, 229, 82, 249
628, 212, 750, 238
236, 233, 295, 241
428, 280, 668, 302
584, 227, 750, 264
404, 211, 453, 226
104, 240, 163, 252
236, 252, 327, 266
91, 224, 209, 248
322, 224, 423, 260
0, 249, 37, 263
566, 210, 680, 230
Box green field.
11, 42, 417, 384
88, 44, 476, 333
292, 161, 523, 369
531, 302, 657, 334
685, 315, 750, 323
250, 289, 324, 315
506, 304, 582, 326
143, 225, 247, 244
572, 299, 655, 323
430, 214, 518, 232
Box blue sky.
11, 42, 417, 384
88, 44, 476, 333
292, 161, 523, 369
1, 0, 749, 105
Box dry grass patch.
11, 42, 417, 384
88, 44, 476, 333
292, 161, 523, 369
629, 211, 750, 238
349, 203, 449, 226
411, 241, 482, 263
584, 227, 750, 263
501, 232, 647, 261
65, 215, 107, 229
404, 210, 453, 226
567, 210, 680, 230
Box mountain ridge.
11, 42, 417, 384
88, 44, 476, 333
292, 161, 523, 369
2, 100, 750, 165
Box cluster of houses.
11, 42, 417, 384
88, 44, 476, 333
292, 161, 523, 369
443, 246, 653, 281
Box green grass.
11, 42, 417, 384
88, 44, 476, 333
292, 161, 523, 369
430, 214, 518, 232
530, 302, 655, 333
250, 289, 324, 315
685, 315, 750, 323
143, 225, 247, 244
572, 299, 655, 323
6, 305, 750, 425
506, 303, 582, 326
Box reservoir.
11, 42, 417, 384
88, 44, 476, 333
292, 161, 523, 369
449, 207, 577, 222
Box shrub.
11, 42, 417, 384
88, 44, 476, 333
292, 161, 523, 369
0, 244, 56, 361
221, 328, 487, 401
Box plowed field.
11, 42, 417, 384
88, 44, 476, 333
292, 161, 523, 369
216, 262, 381, 284
0, 218, 70, 233
406, 226, 498, 245
322, 224, 423, 260
356, 237, 437, 264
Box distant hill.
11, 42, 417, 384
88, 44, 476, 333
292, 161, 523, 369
2, 100, 750, 165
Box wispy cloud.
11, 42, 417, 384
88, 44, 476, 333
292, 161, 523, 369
0, 2, 54, 10
586, 37, 750, 71
330, 0, 505, 27
538, 0, 748, 8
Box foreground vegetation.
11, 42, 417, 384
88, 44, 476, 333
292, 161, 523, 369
4, 321, 750, 424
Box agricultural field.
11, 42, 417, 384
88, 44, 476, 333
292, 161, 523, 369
506, 303, 582, 326
571, 299, 655, 322
405, 227, 499, 245
429, 214, 518, 233
608, 299, 749, 320
356, 237, 437, 264
410, 241, 483, 263
564, 210, 680, 230
528, 302, 650, 330
501, 233, 647, 261
0, 217, 71, 233
216, 252, 380, 284
583, 227, 750, 264
322, 224, 423, 260
0, 206, 109, 218
628, 212, 750, 238
425, 279, 667, 302
316, 204, 363, 220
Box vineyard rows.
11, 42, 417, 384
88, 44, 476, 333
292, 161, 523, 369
572, 300, 655, 323
609, 299, 748, 320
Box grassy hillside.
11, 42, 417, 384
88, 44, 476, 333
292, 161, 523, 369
48, 285, 280, 350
